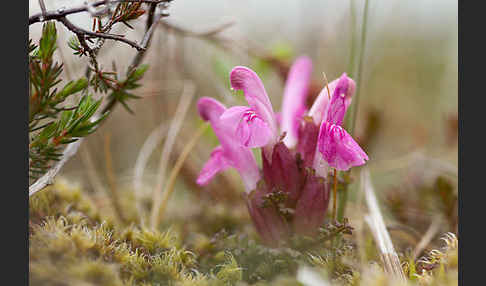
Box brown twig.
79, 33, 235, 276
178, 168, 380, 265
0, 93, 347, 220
127, 9, 164, 73
38, 0, 47, 16
29, 0, 172, 25
101, 8, 166, 115
160, 19, 236, 38
58, 17, 145, 51
146, 2, 158, 30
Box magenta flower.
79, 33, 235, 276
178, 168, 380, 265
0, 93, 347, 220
196, 97, 260, 192
312, 73, 369, 172
197, 56, 368, 246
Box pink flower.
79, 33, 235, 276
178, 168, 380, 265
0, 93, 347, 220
223, 56, 312, 159
196, 57, 368, 246
313, 73, 369, 171
280, 56, 313, 147
196, 97, 260, 192
223, 66, 279, 160
318, 122, 368, 171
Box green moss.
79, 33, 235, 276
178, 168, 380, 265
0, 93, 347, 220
214, 253, 243, 285
29, 179, 108, 226
29, 179, 457, 286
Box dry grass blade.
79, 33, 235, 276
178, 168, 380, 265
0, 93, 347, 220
362, 168, 406, 281
133, 123, 168, 227
155, 122, 209, 224
80, 146, 107, 196
412, 215, 442, 260
149, 81, 196, 229
104, 132, 126, 223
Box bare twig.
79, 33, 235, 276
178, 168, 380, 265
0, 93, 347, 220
58, 17, 145, 51
146, 2, 158, 30
38, 0, 47, 16
160, 19, 236, 38
29, 139, 83, 196
127, 12, 164, 73
29, 0, 171, 25
102, 7, 167, 114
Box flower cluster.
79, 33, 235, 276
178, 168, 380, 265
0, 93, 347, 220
196, 56, 368, 246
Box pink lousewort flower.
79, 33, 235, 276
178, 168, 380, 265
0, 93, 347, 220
196, 97, 260, 192
196, 56, 368, 246
314, 73, 369, 172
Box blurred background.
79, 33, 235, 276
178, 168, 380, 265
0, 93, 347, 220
29, 0, 457, 249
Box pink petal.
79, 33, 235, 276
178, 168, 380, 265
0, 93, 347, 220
308, 73, 356, 124
196, 146, 231, 186
275, 111, 281, 127
197, 97, 226, 122
308, 78, 337, 124
220, 106, 272, 148
196, 97, 261, 191
317, 122, 369, 171
230, 66, 278, 142
296, 116, 320, 168
311, 151, 330, 179
326, 73, 355, 126
343, 75, 356, 111
281, 56, 313, 147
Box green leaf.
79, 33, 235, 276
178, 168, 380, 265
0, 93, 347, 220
56, 78, 88, 101
29, 39, 37, 55
38, 22, 57, 62
129, 64, 149, 81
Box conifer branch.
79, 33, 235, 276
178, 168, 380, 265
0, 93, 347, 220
29, 1, 171, 196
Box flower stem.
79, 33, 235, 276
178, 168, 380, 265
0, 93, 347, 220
337, 172, 351, 222
340, 0, 370, 221
346, 0, 358, 78
347, 0, 370, 136
332, 168, 338, 221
